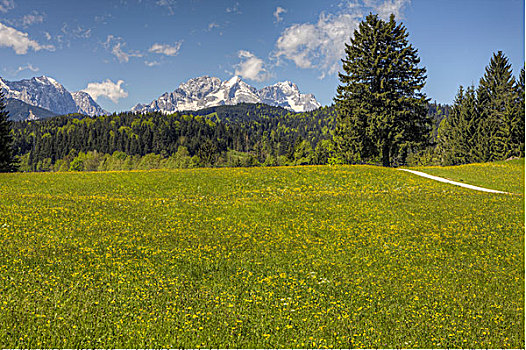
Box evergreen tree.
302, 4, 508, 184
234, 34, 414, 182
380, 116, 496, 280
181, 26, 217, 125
436, 87, 461, 165
0, 90, 16, 172
476, 51, 520, 160
514, 66, 525, 156
436, 86, 479, 165
334, 13, 431, 167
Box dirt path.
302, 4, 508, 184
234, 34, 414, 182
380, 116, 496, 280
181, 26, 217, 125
399, 169, 509, 194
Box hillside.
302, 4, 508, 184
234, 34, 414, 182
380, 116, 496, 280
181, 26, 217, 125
182, 102, 296, 122
0, 163, 523, 348
6, 98, 57, 121
412, 158, 525, 194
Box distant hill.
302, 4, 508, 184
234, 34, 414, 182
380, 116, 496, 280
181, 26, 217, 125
6, 98, 57, 121
181, 103, 298, 123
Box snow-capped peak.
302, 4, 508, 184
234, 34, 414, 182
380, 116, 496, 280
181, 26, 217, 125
41, 75, 57, 84
72, 91, 108, 116
132, 75, 321, 114
0, 77, 10, 92
225, 75, 242, 87
35, 75, 62, 89
273, 81, 298, 94
278, 80, 294, 87
0, 76, 107, 117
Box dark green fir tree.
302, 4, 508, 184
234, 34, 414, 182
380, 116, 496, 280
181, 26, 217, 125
514, 66, 525, 156
476, 51, 521, 160
0, 90, 16, 172
334, 13, 431, 167
436, 86, 479, 165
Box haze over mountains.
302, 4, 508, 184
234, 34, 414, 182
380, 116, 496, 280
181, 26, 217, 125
0, 75, 321, 121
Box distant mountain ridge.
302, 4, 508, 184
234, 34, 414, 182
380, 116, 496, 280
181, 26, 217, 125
1, 75, 322, 121
0, 76, 107, 120
5, 98, 57, 121
72, 91, 106, 117
132, 76, 321, 114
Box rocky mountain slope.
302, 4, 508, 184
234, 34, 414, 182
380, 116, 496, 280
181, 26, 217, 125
132, 76, 321, 114
0, 76, 106, 119
5, 98, 57, 121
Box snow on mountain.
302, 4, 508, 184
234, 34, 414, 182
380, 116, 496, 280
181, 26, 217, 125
132, 76, 321, 114
258, 81, 320, 112
0, 76, 106, 117
72, 91, 107, 116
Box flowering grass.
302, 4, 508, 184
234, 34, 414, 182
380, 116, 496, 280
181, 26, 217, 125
412, 158, 524, 194
0, 163, 523, 348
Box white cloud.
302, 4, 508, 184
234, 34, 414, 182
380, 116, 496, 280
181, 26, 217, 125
62, 24, 91, 39
207, 22, 219, 31
104, 35, 142, 63
94, 13, 112, 24
145, 60, 160, 67
0, 22, 54, 54
6, 11, 45, 28
83, 79, 128, 103
148, 41, 182, 56
21, 12, 44, 26
226, 2, 241, 14
51, 23, 92, 49
234, 50, 271, 82
15, 63, 39, 74
274, 6, 287, 23
112, 43, 130, 62
274, 0, 410, 78
156, 0, 175, 15
365, 0, 409, 19
0, 0, 14, 13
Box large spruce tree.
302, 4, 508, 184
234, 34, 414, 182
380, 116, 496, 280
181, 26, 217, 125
334, 13, 431, 167
514, 66, 525, 156
0, 90, 16, 172
476, 51, 522, 160
436, 86, 479, 165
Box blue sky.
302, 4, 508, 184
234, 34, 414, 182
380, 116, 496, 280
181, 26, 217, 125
0, 0, 523, 112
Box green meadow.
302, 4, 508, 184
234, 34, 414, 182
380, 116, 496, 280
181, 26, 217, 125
412, 158, 525, 194
0, 161, 523, 348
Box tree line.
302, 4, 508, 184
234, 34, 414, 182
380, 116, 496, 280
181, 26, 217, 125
10, 105, 338, 171
332, 13, 524, 167
7, 100, 449, 172
435, 52, 524, 165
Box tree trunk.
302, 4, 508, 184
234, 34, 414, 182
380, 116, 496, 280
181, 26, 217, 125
382, 144, 390, 167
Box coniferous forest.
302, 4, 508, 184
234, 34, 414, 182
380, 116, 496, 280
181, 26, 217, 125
11, 104, 338, 171
10, 101, 458, 172
2, 16, 524, 172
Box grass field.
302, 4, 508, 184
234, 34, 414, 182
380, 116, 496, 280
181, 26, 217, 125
0, 162, 523, 348
411, 158, 524, 194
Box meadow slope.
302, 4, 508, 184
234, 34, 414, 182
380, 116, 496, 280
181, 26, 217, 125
0, 163, 523, 348
411, 158, 524, 194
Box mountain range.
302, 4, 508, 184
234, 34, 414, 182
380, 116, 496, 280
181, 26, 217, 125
0, 76, 107, 120
1, 75, 321, 121
132, 76, 321, 114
